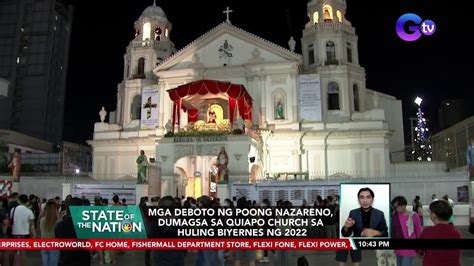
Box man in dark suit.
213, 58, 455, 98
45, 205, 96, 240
336, 187, 388, 266
55, 197, 91, 266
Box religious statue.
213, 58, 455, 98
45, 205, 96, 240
192, 54, 200, 64
216, 147, 229, 184
208, 108, 216, 123
99, 106, 107, 123
468, 139, 474, 181
165, 119, 172, 133
373, 91, 379, 109
136, 150, 148, 184
252, 48, 261, 60
143, 97, 157, 119
275, 100, 284, 119
288, 36, 296, 52
8, 152, 21, 182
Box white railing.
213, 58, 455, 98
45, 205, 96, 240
130, 40, 172, 51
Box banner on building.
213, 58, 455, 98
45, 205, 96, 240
298, 75, 322, 122
140, 86, 160, 129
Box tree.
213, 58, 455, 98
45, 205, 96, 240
412, 97, 432, 161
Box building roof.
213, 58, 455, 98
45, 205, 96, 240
139, 2, 167, 21
155, 22, 302, 71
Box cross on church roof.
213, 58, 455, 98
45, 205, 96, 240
223, 6, 233, 24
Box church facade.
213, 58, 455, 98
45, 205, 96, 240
88, 0, 405, 198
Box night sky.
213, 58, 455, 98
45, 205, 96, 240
62, 0, 473, 144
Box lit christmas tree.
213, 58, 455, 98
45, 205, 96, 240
412, 97, 432, 161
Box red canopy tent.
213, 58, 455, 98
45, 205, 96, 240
167, 80, 253, 133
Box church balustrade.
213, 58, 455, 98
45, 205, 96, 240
324, 59, 339, 66
130, 40, 171, 50
314, 22, 355, 34
265, 172, 310, 181
173, 135, 229, 143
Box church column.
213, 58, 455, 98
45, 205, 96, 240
116, 93, 122, 125
293, 150, 300, 173
290, 73, 298, 122
161, 175, 178, 197
260, 130, 272, 176
158, 82, 166, 130
124, 91, 132, 125
246, 76, 259, 125
259, 76, 267, 127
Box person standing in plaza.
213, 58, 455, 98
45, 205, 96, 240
391, 196, 423, 266
412, 196, 424, 226
416, 200, 461, 266
195, 196, 219, 266
40, 201, 59, 266
10, 194, 36, 266
55, 197, 91, 266
150, 196, 186, 266
442, 195, 455, 224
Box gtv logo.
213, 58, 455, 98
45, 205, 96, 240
396, 13, 436, 42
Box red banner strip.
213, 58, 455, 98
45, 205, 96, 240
0, 239, 352, 250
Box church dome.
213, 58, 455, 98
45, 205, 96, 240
140, 3, 167, 21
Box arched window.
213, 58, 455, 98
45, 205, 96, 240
328, 82, 340, 110
353, 84, 360, 112
346, 42, 353, 63
165, 28, 169, 37
326, 41, 336, 64
313, 12, 319, 24
142, 23, 151, 41
336, 10, 343, 22
137, 58, 145, 77
131, 95, 141, 120
323, 5, 333, 22
154, 27, 162, 41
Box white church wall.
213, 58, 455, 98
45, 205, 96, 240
319, 74, 350, 122
366, 89, 405, 162
265, 75, 298, 125
299, 131, 390, 178
130, 51, 155, 78
91, 139, 155, 180
390, 161, 447, 177
170, 34, 287, 70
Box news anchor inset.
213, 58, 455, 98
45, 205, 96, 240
336, 186, 389, 265
342, 187, 388, 238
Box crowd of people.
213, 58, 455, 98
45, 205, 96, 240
0, 191, 465, 266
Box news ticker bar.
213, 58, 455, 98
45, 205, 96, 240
0, 239, 350, 250
354, 239, 474, 250
0, 239, 473, 250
